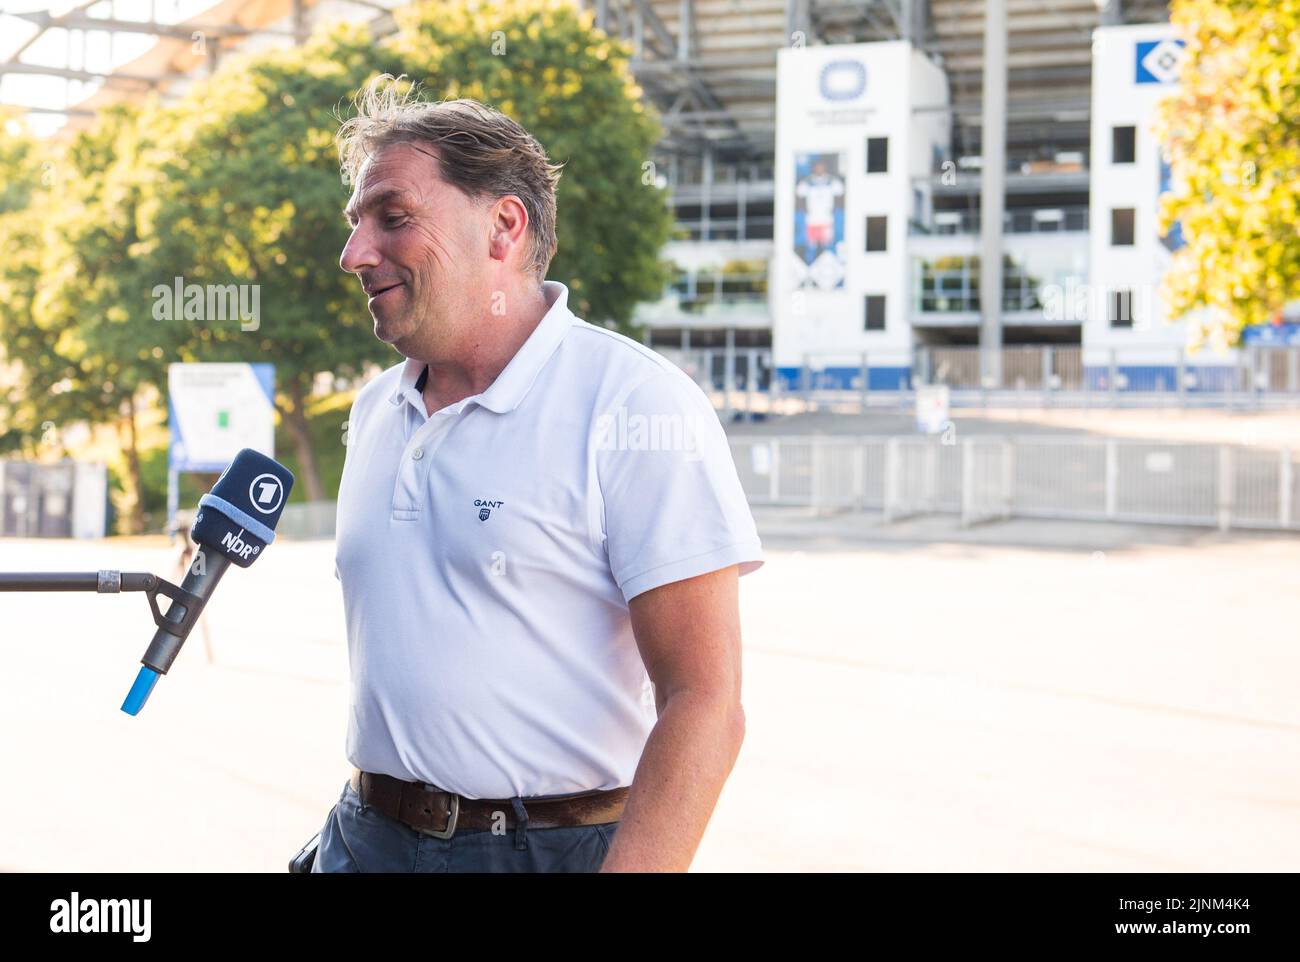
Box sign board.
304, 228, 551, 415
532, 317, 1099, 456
1242, 322, 1300, 347
168, 363, 275, 472
916, 384, 950, 434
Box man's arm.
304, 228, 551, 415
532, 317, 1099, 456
598, 564, 745, 873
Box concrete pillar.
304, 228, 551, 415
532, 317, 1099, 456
1217, 445, 1234, 531
679, 0, 692, 61
978, 0, 1007, 389
1280, 449, 1293, 527
701, 146, 713, 241
747, 348, 759, 415
785, 0, 808, 41
723, 327, 736, 420
1105, 440, 1118, 518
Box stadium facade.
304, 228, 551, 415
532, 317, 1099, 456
8, 1, 1295, 397
620, 1, 1296, 399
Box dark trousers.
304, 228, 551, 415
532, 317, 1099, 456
310, 778, 620, 873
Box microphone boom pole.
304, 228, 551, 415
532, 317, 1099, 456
129, 546, 232, 713
0, 567, 212, 713
0, 446, 294, 717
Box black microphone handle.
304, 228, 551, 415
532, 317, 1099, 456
141, 545, 232, 675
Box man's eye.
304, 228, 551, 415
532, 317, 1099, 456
384, 214, 406, 227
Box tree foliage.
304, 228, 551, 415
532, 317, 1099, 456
0, 0, 673, 513
147, 24, 402, 500
389, 0, 673, 324
1155, 0, 1300, 348
0, 112, 50, 453
0, 111, 106, 458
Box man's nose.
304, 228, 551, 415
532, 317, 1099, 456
340, 225, 379, 275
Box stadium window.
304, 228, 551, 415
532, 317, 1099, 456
866, 137, 889, 174
1111, 207, 1135, 246
865, 215, 888, 252
1112, 125, 1136, 164
1109, 290, 1134, 328
864, 294, 886, 331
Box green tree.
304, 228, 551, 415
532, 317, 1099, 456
0, 110, 49, 454
0, 108, 41, 216
4, 0, 675, 510
1155, 0, 1300, 347
0, 110, 111, 465
31, 103, 182, 533
388, 0, 673, 325
147, 24, 403, 501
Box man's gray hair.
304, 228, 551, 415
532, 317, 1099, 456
337, 74, 564, 281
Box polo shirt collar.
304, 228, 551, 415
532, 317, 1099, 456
387, 280, 575, 415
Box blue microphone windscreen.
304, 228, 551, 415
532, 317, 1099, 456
190, 448, 295, 567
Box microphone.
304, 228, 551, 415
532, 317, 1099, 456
122, 448, 294, 715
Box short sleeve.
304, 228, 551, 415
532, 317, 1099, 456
595, 370, 764, 603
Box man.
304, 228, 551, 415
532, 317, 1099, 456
310, 76, 763, 873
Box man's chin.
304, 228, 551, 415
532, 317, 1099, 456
372, 313, 411, 345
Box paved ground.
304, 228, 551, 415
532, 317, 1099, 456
0, 520, 1297, 872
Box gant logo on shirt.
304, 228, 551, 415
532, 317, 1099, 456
475, 498, 504, 521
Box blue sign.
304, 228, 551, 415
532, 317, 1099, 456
1243, 322, 1300, 346
1157, 155, 1185, 251
1136, 39, 1185, 84
168, 362, 276, 473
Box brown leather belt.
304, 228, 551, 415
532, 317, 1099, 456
350, 768, 628, 839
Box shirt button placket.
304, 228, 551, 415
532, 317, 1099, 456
397, 430, 432, 516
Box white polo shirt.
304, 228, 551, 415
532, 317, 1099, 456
333, 280, 763, 799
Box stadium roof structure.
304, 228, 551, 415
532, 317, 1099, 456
590, 0, 1172, 164
3, 1, 1174, 152
0, 0, 402, 134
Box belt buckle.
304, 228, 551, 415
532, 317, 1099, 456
420, 792, 460, 839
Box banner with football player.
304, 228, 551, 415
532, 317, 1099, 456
792, 151, 847, 290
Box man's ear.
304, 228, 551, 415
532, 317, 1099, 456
487, 195, 529, 264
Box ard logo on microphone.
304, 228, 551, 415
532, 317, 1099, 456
249, 473, 285, 514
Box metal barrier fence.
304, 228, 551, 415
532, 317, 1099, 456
279, 435, 1299, 539
277, 501, 337, 540
0, 459, 108, 538
729, 435, 1300, 532
670, 345, 1300, 413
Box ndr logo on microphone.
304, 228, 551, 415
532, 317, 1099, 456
221, 527, 260, 561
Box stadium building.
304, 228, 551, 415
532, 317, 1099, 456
614, 1, 1290, 399
4, 1, 1296, 400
